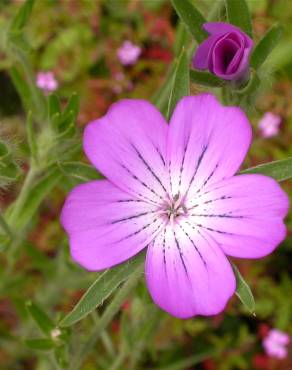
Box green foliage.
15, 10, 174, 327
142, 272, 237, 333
232, 264, 256, 315
190, 70, 225, 87
242, 157, 292, 181
60, 252, 145, 327
167, 47, 190, 120
170, 0, 208, 43
251, 24, 283, 70
225, 0, 253, 38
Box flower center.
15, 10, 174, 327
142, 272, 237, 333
159, 193, 188, 224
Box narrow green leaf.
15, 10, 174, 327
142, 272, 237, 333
26, 301, 55, 335
167, 48, 189, 120
152, 349, 218, 370
49, 94, 61, 119
54, 344, 69, 368
24, 338, 55, 351
225, 0, 253, 38
0, 141, 9, 160
174, 21, 190, 55
10, 66, 31, 112
63, 93, 79, 120
241, 158, 292, 182
11, 168, 62, 230
171, 0, 208, 43
60, 252, 145, 327
10, 0, 35, 32
57, 110, 76, 139
59, 162, 101, 182
250, 24, 282, 70
0, 213, 13, 239
26, 111, 38, 161
232, 264, 255, 314
190, 69, 225, 87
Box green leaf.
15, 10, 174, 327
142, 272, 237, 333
59, 162, 101, 182
171, 0, 208, 43
10, 66, 31, 113
250, 24, 282, 70
60, 252, 145, 327
167, 47, 189, 120
0, 141, 9, 160
49, 94, 61, 119
26, 111, 38, 161
24, 338, 55, 351
63, 93, 79, 120
57, 110, 76, 139
10, 0, 35, 33
26, 301, 55, 336
241, 158, 292, 182
190, 69, 225, 87
225, 0, 253, 38
232, 264, 255, 314
10, 168, 62, 231
0, 162, 21, 181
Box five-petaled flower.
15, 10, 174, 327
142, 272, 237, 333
193, 23, 253, 82
258, 112, 281, 138
263, 329, 290, 359
36, 71, 58, 94
61, 94, 288, 319
117, 40, 141, 66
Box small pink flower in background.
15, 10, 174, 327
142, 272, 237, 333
36, 71, 58, 93
61, 94, 288, 319
117, 41, 141, 66
263, 329, 290, 359
258, 112, 281, 138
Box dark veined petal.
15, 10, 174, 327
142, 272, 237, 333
145, 221, 236, 319
167, 94, 252, 200
83, 99, 169, 205
61, 180, 165, 271
187, 174, 289, 258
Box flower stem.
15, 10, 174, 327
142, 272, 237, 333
70, 266, 143, 370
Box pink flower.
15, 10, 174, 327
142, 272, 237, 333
117, 41, 141, 66
36, 71, 58, 93
263, 329, 290, 359
61, 94, 289, 319
258, 112, 281, 138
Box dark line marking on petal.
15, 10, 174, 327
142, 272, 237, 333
186, 144, 208, 194
116, 218, 164, 244
155, 146, 166, 166
111, 210, 156, 224
120, 163, 163, 201
187, 195, 232, 211
190, 213, 244, 219
131, 143, 167, 193
185, 219, 234, 236
178, 223, 207, 266
178, 142, 188, 191
173, 229, 189, 277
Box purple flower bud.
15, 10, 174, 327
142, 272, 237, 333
192, 23, 253, 81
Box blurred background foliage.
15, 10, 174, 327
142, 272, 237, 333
0, 0, 292, 369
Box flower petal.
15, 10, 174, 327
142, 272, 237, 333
61, 180, 164, 271
145, 221, 236, 318
167, 94, 252, 199
192, 34, 219, 69
83, 99, 169, 205
187, 174, 289, 258
203, 23, 253, 47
